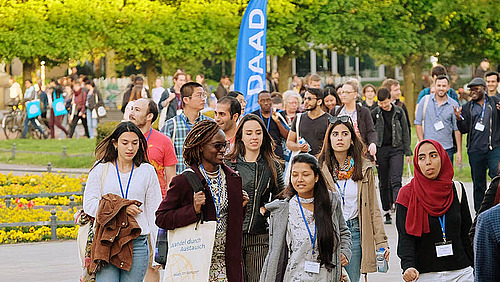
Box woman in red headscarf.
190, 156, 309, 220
396, 140, 473, 282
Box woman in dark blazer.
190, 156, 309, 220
155, 120, 248, 281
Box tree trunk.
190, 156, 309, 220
277, 54, 292, 92
94, 57, 102, 78
402, 56, 416, 123
105, 50, 116, 78
230, 59, 236, 77
145, 56, 157, 96
22, 61, 34, 92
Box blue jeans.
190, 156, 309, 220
345, 217, 361, 282
86, 109, 98, 138
22, 117, 44, 138
468, 147, 500, 212
96, 235, 150, 282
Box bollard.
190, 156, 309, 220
5, 196, 11, 208
69, 196, 76, 210
47, 162, 52, 173
12, 143, 16, 159
50, 210, 57, 241
81, 182, 86, 194
62, 146, 67, 160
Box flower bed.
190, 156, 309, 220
0, 172, 86, 196
0, 172, 86, 244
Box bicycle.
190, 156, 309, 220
2, 102, 48, 139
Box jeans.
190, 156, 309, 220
96, 235, 150, 282
86, 109, 98, 139
345, 217, 361, 282
22, 117, 44, 138
468, 147, 500, 212
445, 148, 455, 165
376, 146, 404, 211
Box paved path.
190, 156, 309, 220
0, 163, 88, 176
0, 182, 476, 282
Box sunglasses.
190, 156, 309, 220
209, 141, 230, 151
328, 115, 353, 125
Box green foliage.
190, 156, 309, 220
96, 121, 120, 145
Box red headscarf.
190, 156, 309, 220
396, 139, 454, 237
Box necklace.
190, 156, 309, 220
297, 196, 314, 204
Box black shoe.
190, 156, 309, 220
384, 213, 392, 224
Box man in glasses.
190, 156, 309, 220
286, 88, 330, 156
454, 77, 500, 212
162, 82, 212, 174
371, 87, 412, 224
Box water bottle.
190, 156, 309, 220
376, 247, 388, 273
298, 138, 310, 152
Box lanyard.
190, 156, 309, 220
145, 128, 152, 142
438, 215, 446, 242
115, 159, 134, 199
200, 164, 222, 221
296, 194, 317, 254
180, 114, 192, 130
336, 180, 348, 205
433, 97, 445, 121
479, 101, 486, 121
259, 109, 272, 131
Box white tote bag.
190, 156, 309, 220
163, 221, 217, 282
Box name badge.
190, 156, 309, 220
304, 260, 320, 273
475, 122, 485, 132
435, 241, 453, 257
434, 121, 445, 131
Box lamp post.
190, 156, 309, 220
41, 61, 46, 89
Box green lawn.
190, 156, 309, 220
0, 138, 96, 168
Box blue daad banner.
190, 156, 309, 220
234, 0, 268, 114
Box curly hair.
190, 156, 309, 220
183, 120, 221, 166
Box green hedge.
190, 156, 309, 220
96, 121, 120, 146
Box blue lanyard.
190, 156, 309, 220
145, 128, 152, 142
336, 180, 348, 205
200, 164, 222, 221
433, 97, 445, 121
480, 101, 486, 121
438, 215, 446, 241
259, 109, 272, 131
115, 159, 134, 199
296, 194, 317, 254
180, 114, 192, 130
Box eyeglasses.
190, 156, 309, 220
328, 115, 353, 125
191, 93, 207, 99
303, 97, 317, 101
341, 91, 356, 95
208, 141, 229, 151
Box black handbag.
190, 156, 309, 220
154, 169, 206, 266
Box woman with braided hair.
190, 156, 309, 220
156, 120, 248, 281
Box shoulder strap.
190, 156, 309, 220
100, 162, 110, 196
182, 169, 205, 222
172, 117, 177, 141
453, 180, 463, 204
295, 113, 302, 141
422, 94, 431, 129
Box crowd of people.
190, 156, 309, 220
78, 64, 500, 282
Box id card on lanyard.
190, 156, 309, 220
296, 195, 320, 273
474, 102, 486, 132
435, 214, 453, 257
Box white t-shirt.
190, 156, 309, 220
152, 87, 165, 105
83, 162, 162, 248
337, 178, 358, 221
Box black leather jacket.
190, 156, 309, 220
227, 155, 284, 234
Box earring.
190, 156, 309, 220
114, 147, 118, 151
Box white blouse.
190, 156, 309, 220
83, 162, 162, 248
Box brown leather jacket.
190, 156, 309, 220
90, 194, 142, 273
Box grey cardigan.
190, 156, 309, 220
259, 191, 352, 282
